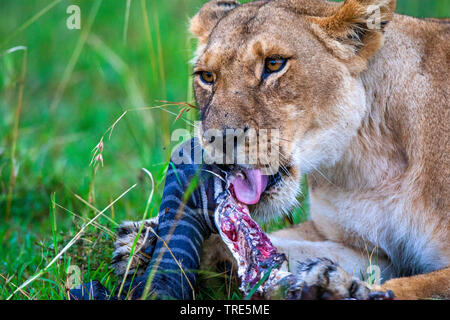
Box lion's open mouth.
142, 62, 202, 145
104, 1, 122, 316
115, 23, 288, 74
225, 167, 285, 204
228, 169, 268, 205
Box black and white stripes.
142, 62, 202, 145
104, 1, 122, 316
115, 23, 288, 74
119, 138, 225, 299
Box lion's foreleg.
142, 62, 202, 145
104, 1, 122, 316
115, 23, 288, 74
376, 267, 450, 300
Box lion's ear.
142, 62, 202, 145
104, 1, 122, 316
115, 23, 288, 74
310, 0, 396, 73
190, 0, 240, 44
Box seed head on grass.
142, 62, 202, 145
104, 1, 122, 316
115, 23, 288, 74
90, 138, 104, 167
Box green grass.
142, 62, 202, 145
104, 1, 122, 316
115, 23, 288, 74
0, 0, 448, 300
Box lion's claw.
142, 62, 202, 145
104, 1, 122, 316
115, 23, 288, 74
368, 290, 396, 300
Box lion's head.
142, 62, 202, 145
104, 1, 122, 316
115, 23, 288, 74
190, 0, 396, 220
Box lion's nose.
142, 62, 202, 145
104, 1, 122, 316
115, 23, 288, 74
201, 125, 252, 165
202, 125, 249, 142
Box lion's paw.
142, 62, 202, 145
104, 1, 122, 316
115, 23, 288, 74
266, 258, 395, 300
294, 258, 371, 300
112, 218, 158, 279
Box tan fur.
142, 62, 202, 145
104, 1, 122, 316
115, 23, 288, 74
190, 0, 450, 299
376, 268, 450, 300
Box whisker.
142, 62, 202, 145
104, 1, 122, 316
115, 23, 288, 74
295, 154, 336, 187
201, 169, 227, 183
278, 137, 294, 143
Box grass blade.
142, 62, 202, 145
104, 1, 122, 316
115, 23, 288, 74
123, 0, 133, 44
116, 168, 155, 298
0, 0, 62, 49
4, 46, 27, 220
50, 0, 102, 111
7, 184, 137, 300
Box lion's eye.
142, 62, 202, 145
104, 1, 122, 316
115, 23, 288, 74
199, 71, 214, 85
264, 57, 287, 75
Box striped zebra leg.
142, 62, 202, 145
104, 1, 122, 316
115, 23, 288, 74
115, 138, 224, 300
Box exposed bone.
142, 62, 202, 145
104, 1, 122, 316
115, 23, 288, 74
214, 191, 294, 297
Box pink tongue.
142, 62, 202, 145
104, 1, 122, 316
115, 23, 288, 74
231, 169, 268, 205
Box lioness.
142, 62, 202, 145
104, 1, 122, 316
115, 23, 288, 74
193, 0, 449, 300
116, 0, 449, 300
